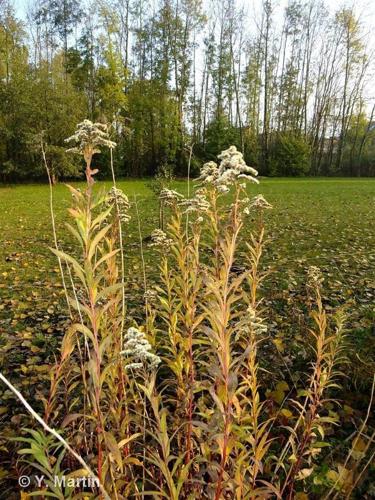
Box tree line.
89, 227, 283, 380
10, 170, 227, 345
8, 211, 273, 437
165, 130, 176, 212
0, 0, 374, 182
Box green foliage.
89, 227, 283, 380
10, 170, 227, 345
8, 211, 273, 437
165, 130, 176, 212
16, 429, 73, 498
96, 40, 127, 121
270, 133, 311, 176
124, 80, 180, 176
340, 111, 375, 176
44, 145, 82, 183
147, 163, 175, 197
243, 128, 261, 170
0, 0, 374, 180
200, 113, 241, 160
0, 30, 85, 181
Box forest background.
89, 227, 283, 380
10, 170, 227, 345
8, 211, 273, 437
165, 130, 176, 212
1, 0, 375, 182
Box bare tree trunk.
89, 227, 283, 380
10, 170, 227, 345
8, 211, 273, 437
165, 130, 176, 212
262, 1, 272, 173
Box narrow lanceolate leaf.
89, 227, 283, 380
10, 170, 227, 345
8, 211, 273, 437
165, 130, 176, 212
94, 249, 120, 271
66, 183, 84, 201
68, 208, 82, 219
88, 225, 111, 262
91, 205, 113, 231
60, 326, 77, 359
68, 296, 91, 319
49, 247, 86, 287
70, 323, 96, 345
61, 413, 93, 428
92, 190, 108, 209
117, 433, 142, 449
64, 222, 84, 247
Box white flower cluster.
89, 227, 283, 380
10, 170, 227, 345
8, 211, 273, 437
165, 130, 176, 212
217, 184, 230, 194
159, 188, 184, 206
307, 266, 324, 287
242, 194, 273, 215
179, 191, 210, 214
218, 146, 259, 184
236, 305, 267, 341
249, 194, 273, 210
247, 305, 267, 335
121, 327, 161, 371
199, 161, 220, 184
105, 187, 131, 223
198, 146, 259, 190
149, 229, 173, 250
65, 119, 116, 155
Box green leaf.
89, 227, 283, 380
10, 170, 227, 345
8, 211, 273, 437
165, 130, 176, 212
88, 225, 111, 262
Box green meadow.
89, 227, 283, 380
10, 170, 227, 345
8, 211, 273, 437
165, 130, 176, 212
1, 178, 374, 379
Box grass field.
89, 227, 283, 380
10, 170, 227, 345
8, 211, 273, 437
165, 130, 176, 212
1, 178, 374, 377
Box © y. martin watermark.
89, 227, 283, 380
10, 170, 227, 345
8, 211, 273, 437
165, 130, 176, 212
18, 474, 99, 489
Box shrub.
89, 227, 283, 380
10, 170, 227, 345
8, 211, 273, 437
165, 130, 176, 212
200, 112, 241, 160
44, 144, 82, 183
270, 133, 311, 176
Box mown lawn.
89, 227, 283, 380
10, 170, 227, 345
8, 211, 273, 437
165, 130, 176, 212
0, 177, 374, 441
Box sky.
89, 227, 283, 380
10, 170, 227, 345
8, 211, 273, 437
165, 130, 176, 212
12, 0, 375, 26
11, 0, 375, 48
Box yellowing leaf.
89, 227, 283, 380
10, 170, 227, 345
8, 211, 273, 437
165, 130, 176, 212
343, 405, 354, 415
296, 468, 313, 481
337, 465, 353, 487
326, 469, 339, 483
276, 381, 289, 392
273, 338, 285, 352
352, 437, 367, 459
66, 468, 91, 479
295, 493, 309, 500
281, 408, 293, 418
353, 436, 366, 451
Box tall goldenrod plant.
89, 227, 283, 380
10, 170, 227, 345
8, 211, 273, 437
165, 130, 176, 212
7, 137, 366, 500
41, 121, 159, 495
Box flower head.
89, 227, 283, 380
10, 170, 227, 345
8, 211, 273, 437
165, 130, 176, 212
149, 229, 173, 251
198, 161, 220, 184
65, 120, 116, 156
249, 194, 273, 210
66, 120, 116, 184
217, 184, 230, 194
217, 146, 258, 184
236, 305, 267, 341
121, 327, 161, 371
159, 188, 184, 206
307, 266, 324, 288
198, 146, 258, 191
242, 194, 273, 215
179, 192, 210, 214
247, 305, 268, 335
144, 288, 158, 303
105, 187, 131, 223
